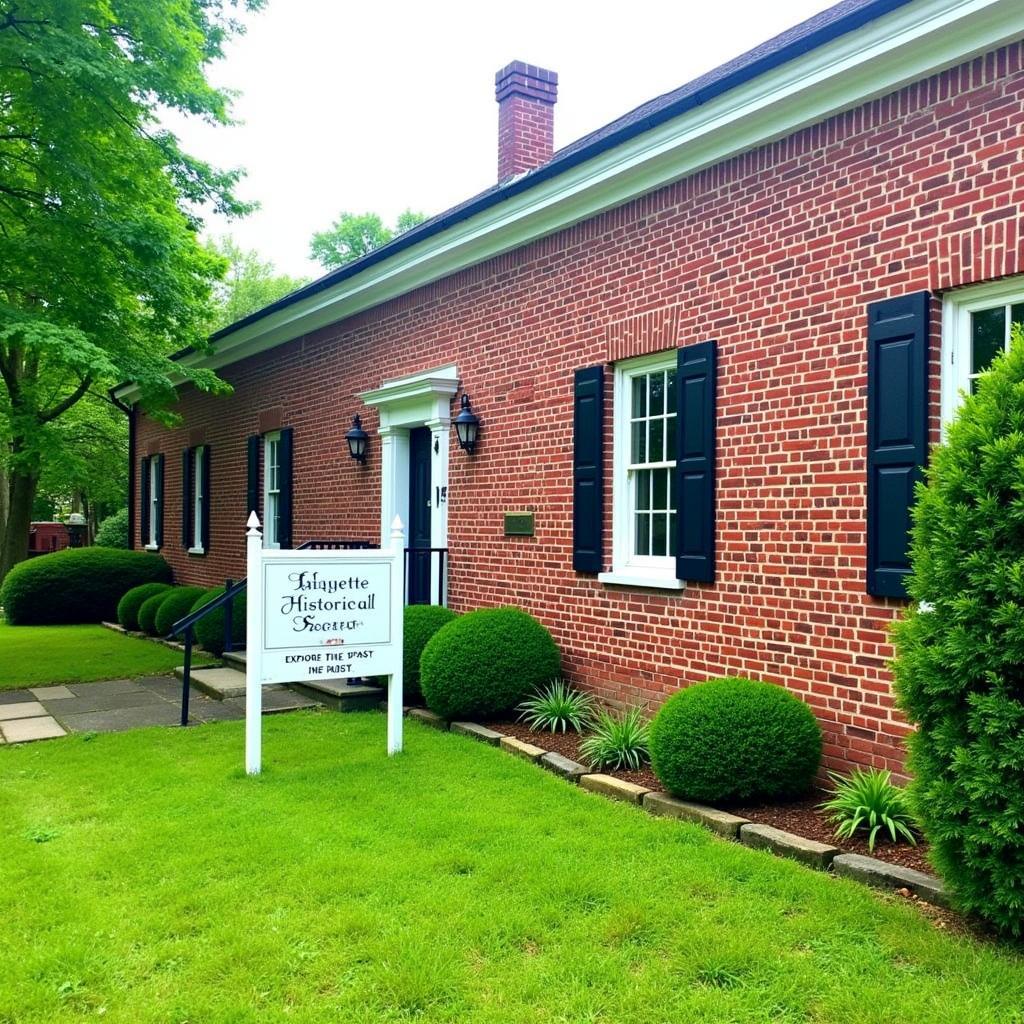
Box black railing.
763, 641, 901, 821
404, 547, 448, 607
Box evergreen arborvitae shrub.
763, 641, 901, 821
191, 585, 246, 656
117, 582, 173, 631
154, 586, 208, 638
649, 677, 822, 804
94, 508, 130, 548
404, 604, 457, 703
1, 548, 171, 625
420, 607, 560, 720
138, 590, 173, 636
892, 323, 1024, 936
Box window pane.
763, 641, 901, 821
669, 470, 677, 511
649, 418, 664, 463
634, 513, 650, 557
631, 421, 646, 464
668, 513, 676, 557
653, 468, 668, 510
1012, 303, 1024, 338
631, 375, 646, 418
652, 512, 667, 556
972, 306, 1005, 374
635, 469, 651, 510
666, 416, 677, 462
666, 369, 677, 414
649, 372, 664, 416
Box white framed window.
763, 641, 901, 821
146, 457, 160, 549
942, 276, 1024, 431
189, 446, 206, 555
263, 431, 281, 549
599, 352, 684, 590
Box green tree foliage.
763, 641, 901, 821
893, 323, 1024, 936
309, 209, 427, 269
0, 1, 263, 580
207, 236, 308, 331
95, 508, 130, 549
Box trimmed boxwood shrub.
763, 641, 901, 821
1, 547, 172, 625
404, 605, 457, 702
94, 508, 129, 548
117, 582, 173, 631
420, 606, 559, 720
893, 323, 1024, 936
138, 590, 173, 636
154, 586, 208, 638
191, 585, 246, 656
649, 677, 822, 804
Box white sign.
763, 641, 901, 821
244, 512, 405, 773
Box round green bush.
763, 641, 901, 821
191, 585, 246, 656
1, 547, 172, 625
649, 677, 822, 804
94, 508, 129, 548
893, 322, 1024, 936
117, 582, 173, 631
137, 590, 173, 636
404, 605, 457, 702
154, 586, 208, 638
420, 607, 560, 720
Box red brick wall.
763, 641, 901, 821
136, 41, 1024, 774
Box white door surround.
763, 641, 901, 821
359, 364, 458, 600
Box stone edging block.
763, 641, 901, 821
579, 773, 650, 804
539, 751, 589, 782
450, 721, 505, 746
739, 823, 838, 869
832, 853, 949, 907
407, 708, 449, 731
499, 735, 546, 761
642, 792, 749, 838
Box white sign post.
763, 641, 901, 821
244, 512, 405, 774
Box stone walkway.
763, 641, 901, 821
0, 677, 318, 744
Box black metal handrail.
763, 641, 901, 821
166, 537, 375, 727
404, 546, 448, 607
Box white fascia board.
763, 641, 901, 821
116, 0, 1024, 404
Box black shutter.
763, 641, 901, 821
201, 446, 211, 553
154, 453, 165, 549
675, 340, 717, 583
866, 291, 930, 599
139, 456, 151, 546
572, 366, 604, 573
181, 447, 193, 548
279, 427, 294, 549
246, 434, 260, 518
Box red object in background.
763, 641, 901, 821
28, 521, 69, 556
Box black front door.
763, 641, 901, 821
407, 427, 432, 604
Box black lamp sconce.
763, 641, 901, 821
453, 393, 481, 454
345, 414, 369, 464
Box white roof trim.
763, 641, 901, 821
115, 0, 1024, 404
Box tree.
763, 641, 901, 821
0, 1, 262, 581
207, 236, 308, 332
892, 323, 1024, 935
309, 208, 427, 269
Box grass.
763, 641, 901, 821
1, 714, 1022, 1023
0, 623, 212, 689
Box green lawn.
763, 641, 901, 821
0, 623, 212, 689
1, 714, 1021, 1022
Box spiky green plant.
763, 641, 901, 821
517, 679, 595, 733
579, 706, 650, 771
820, 768, 917, 852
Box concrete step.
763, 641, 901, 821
290, 678, 384, 712
175, 666, 246, 700
222, 650, 246, 671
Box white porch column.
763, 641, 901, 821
377, 426, 410, 549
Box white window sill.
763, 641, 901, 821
144, 543, 159, 551
597, 571, 685, 591
187, 546, 205, 556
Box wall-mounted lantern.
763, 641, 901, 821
453, 394, 481, 454
345, 414, 369, 464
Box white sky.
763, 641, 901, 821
173, 0, 833, 278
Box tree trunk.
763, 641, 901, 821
0, 467, 9, 558
0, 469, 38, 584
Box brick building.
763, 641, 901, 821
114, 0, 1024, 772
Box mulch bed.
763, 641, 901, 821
484, 717, 932, 875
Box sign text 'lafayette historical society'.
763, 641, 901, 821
260, 559, 398, 681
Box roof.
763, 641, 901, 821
185, 0, 915, 359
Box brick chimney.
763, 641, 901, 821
495, 61, 558, 182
